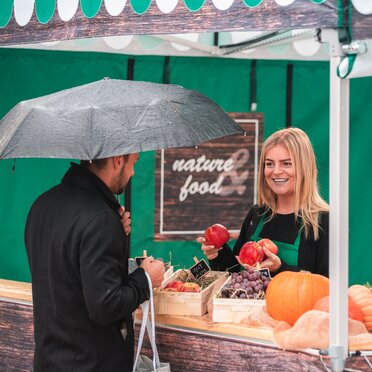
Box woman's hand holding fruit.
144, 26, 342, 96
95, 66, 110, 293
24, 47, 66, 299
237, 239, 281, 273
235, 255, 253, 271
198, 223, 230, 260
197, 236, 221, 260
260, 247, 281, 272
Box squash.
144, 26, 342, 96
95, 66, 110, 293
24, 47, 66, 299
265, 271, 329, 326
312, 295, 364, 323
348, 284, 372, 332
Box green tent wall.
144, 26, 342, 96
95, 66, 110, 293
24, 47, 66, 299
0, 47, 370, 285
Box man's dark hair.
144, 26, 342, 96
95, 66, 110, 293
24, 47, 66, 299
80, 155, 130, 170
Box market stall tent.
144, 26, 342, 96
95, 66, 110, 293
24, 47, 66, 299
0, 1, 366, 63
1, 1, 372, 370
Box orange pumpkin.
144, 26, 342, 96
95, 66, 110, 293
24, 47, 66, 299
312, 295, 364, 322
265, 271, 329, 326
348, 284, 372, 332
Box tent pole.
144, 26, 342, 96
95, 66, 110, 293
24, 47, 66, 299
329, 52, 349, 371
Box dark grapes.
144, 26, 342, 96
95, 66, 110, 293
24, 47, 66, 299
218, 270, 271, 299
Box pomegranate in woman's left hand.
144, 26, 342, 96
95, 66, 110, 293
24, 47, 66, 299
258, 238, 278, 258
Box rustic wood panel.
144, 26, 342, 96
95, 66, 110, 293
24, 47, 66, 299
141, 328, 323, 371
0, 300, 34, 371
154, 112, 263, 241
1, 297, 371, 372
133, 323, 372, 371
353, 11, 372, 41
0, 1, 340, 46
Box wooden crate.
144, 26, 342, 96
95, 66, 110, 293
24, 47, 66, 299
154, 270, 228, 316
212, 276, 266, 323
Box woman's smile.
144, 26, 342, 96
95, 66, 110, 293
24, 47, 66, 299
264, 144, 295, 199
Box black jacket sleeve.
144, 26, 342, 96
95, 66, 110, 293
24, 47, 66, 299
79, 212, 149, 325
314, 212, 329, 276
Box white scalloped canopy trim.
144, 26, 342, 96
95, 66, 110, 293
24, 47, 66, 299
212, 0, 235, 11
156, 0, 179, 14
170, 33, 199, 51
103, 35, 133, 49
10, 0, 316, 26
293, 37, 320, 57
57, 0, 79, 22
230, 32, 261, 54
11, 32, 329, 61
14, 0, 34, 26
104, 0, 127, 16
275, 0, 295, 6
231, 31, 263, 44
352, 0, 372, 15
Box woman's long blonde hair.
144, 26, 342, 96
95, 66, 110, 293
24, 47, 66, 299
257, 127, 329, 239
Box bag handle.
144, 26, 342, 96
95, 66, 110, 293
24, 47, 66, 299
132, 272, 160, 372
145, 273, 160, 368
132, 299, 149, 371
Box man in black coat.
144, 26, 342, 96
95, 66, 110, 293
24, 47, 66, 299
25, 154, 164, 372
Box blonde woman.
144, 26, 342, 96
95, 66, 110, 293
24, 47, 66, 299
199, 127, 329, 276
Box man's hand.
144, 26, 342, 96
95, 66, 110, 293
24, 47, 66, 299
140, 258, 165, 288
119, 206, 131, 236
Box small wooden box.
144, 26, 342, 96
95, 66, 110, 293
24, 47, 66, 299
212, 277, 266, 323
154, 270, 228, 316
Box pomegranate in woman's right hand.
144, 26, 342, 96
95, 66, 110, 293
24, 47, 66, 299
204, 223, 230, 248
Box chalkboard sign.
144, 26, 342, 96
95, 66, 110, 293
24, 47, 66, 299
135, 257, 146, 266
154, 112, 264, 241
255, 268, 271, 279
190, 259, 211, 280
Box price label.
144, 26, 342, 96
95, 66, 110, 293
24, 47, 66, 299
135, 257, 146, 266
255, 268, 271, 279
135, 250, 148, 266
128, 258, 138, 274
190, 259, 211, 280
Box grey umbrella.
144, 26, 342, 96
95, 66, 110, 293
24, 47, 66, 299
0, 78, 243, 160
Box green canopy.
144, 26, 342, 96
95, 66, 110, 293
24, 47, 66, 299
1, 0, 372, 370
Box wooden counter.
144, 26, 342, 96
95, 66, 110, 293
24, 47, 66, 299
0, 278, 32, 302
1, 279, 370, 371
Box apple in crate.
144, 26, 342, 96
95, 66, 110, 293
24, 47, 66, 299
181, 282, 201, 293
257, 238, 278, 258
204, 223, 230, 248
163, 280, 184, 292
239, 241, 264, 266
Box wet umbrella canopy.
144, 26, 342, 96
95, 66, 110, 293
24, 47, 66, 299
0, 78, 243, 160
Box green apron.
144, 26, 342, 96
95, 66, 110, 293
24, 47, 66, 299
250, 215, 301, 266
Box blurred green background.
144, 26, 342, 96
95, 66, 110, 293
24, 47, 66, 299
0, 48, 370, 285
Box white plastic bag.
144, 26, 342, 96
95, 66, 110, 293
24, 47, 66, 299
132, 273, 171, 372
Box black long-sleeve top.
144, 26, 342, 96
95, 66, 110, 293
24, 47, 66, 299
209, 205, 329, 277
